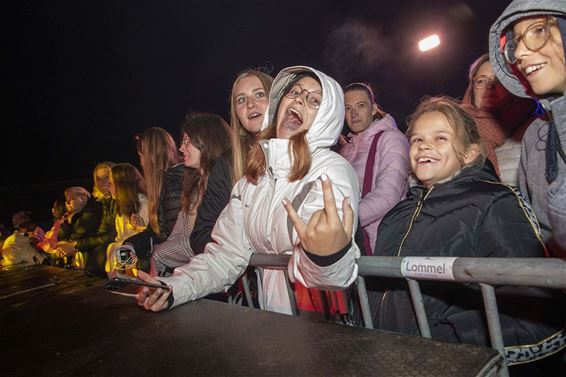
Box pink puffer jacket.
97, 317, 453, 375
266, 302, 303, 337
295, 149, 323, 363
339, 115, 410, 253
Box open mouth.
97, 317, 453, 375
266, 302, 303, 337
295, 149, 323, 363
280, 108, 303, 131
248, 112, 262, 120
417, 157, 438, 164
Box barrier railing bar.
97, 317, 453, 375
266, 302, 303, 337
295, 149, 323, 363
247, 255, 566, 289
356, 257, 566, 289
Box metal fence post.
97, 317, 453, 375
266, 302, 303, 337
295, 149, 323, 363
480, 283, 509, 377
356, 276, 374, 329
407, 279, 431, 338
241, 273, 254, 308
283, 270, 298, 316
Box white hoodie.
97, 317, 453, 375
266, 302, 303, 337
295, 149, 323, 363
160, 66, 360, 314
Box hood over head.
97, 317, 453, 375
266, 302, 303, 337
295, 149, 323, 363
262, 66, 344, 151
489, 0, 566, 99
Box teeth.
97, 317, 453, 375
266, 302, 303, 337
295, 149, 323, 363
288, 108, 303, 121
418, 157, 436, 163
525, 64, 544, 75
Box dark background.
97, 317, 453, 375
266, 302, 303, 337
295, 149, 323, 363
2, 0, 511, 227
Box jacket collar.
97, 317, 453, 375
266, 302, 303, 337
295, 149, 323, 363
349, 114, 397, 139
407, 160, 500, 199
260, 139, 292, 179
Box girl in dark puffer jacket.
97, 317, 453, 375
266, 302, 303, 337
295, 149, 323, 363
373, 96, 565, 375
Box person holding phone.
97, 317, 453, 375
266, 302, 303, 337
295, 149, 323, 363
136, 66, 360, 315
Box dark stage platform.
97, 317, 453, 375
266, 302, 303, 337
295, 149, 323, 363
0, 264, 502, 377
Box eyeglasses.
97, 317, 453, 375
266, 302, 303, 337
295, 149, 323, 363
472, 75, 498, 89
180, 137, 192, 147
503, 18, 556, 64
284, 84, 322, 109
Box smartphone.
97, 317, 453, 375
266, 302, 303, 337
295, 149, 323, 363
103, 277, 171, 295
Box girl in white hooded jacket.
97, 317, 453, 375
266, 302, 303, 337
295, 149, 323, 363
136, 66, 361, 315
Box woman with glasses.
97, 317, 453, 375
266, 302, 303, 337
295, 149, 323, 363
149, 113, 231, 277
123, 127, 183, 271
136, 66, 360, 316
490, 0, 566, 257
460, 54, 537, 186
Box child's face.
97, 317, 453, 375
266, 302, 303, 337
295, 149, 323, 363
65, 193, 88, 214
513, 16, 566, 96
409, 111, 475, 188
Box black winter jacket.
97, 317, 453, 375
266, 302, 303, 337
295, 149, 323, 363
74, 196, 116, 252
58, 198, 103, 255
125, 163, 185, 270
373, 162, 565, 354
190, 151, 232, 255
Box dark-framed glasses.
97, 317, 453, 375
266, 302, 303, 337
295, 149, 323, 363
284, 84, 322, 109
472, 75, 498, 89
504, 17, 556, 64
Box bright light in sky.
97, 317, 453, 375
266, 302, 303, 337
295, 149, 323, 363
418, 34, 440, 52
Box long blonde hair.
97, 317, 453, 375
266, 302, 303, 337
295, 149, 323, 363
229, 70, 274, 184
135, 127, 179, 235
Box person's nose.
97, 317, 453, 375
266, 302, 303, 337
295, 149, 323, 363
514, 38, 532, 63
293, 90, 307, 106
247, 97, 256, 109
418, 140, 432, 151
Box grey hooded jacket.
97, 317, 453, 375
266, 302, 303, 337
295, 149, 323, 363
489, 0, 566, 255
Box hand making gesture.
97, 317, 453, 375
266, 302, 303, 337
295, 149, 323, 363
283, 174, 354, 256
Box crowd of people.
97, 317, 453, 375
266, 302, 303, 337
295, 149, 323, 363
1, 1, 565, 375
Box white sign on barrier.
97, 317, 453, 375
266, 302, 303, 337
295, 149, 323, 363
401, 257, 457, 280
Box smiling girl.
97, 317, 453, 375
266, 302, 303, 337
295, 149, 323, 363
373, 96, 565, 373
489, 0, 566, 256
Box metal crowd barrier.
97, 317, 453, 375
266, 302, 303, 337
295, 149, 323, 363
245, 254, 566, 377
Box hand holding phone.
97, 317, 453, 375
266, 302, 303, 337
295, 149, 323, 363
104, 277, 171, 292
103, 276, 171, 298
136, 270, 172, 312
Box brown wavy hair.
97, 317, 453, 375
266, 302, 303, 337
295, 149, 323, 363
111, 163, 147, 217
245, 72, 319, 184
135, 127, 179, 235
180, 113, 231, 213
406, 96, 486, 168
229, 70, 274, 184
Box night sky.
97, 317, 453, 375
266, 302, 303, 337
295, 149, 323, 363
2, 0, 511, 224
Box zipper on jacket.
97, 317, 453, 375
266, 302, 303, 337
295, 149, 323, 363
378, 186, 433, 328
396, 186, 434, 257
